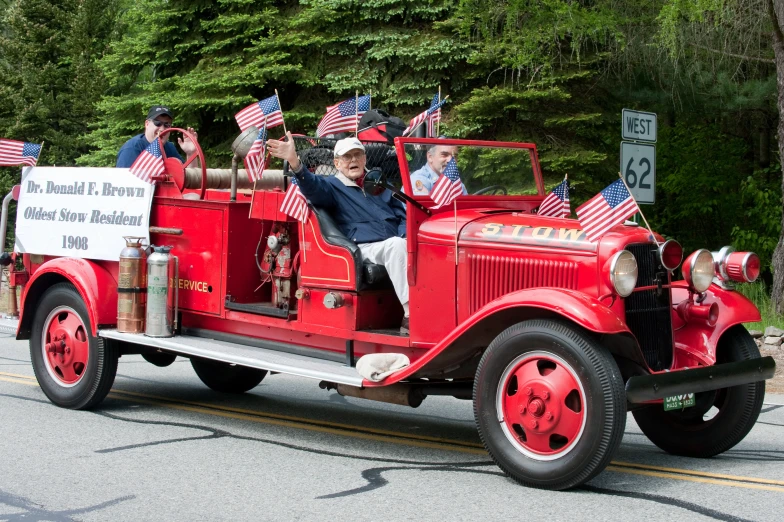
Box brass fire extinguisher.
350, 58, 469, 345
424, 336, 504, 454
117, 236, 147, 333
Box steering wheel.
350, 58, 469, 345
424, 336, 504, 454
157, 127, 207, 200
473, 185, 508, 196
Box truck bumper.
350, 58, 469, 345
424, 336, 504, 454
625, 356, 776, 403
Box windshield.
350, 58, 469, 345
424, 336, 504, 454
402, 141, 543, 197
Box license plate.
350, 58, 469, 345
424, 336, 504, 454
663, 393, 696, 411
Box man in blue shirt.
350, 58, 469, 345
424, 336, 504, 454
410, 142, 467, 196
268, 133, 410, 334
116, 105, 199, 168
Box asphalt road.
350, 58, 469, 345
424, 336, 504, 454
1, 331, 783, 522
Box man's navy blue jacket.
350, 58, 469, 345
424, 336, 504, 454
293, 165, 406, 244
116, 134, 182, 168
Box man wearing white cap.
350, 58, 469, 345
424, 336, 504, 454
268, 132, 410, 334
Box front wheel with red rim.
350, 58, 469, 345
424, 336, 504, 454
30, 283, 118, 409
474, 319, 626, 490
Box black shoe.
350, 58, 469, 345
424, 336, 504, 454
400, 317, 410, 335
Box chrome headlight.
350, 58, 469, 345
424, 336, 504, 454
609, 250, 638, 297
682, 249, 714, 293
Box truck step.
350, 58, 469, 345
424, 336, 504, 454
98, 329, 365, 386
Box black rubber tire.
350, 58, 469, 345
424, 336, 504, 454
30, 283, 118, 409
632, 325, 765, 457
473, 319, 626, 490
190, 357, 267, 393
142, 352, 178, 367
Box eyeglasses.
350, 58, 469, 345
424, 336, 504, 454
338, 152, 365, 162
151, 120, 173, 129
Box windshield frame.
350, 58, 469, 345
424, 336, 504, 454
393, 137, 545, 198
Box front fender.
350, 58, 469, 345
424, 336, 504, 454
18, 258, 118, 339
365, 288, 629, 386
670, 281, 760, 367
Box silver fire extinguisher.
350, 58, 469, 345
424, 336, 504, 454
145, 245, 178, 338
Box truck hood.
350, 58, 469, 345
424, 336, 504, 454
418, 209, 652, 254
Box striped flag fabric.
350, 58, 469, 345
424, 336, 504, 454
537, 178, 570, 218
576, 179, 639, 242
235, 95, 284, 131
279, 177, 309, 222
429, 158, 463, 209
129, 138, 165, 183
0, 139, 41, 167
427, 96, 442, 137
403, 94, 447, 136
316, 95, 371, 137
243, 125, 268, 182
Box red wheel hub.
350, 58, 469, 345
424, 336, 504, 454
498, 352, 586, 459
42, 306, 89, 386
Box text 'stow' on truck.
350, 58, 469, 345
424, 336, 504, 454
0, 127, 775, 491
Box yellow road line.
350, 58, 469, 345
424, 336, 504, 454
2, 371, 784, 492
108, 387, 485, 450
605, 466, 784, 493
612, 461, 784, 486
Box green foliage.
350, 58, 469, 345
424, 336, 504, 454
79, 0, 467, 167
737, 280, 784, 330
646, 122, 749, 253
0, 0, 118, 165
731, 167, 782, 269
447, 1, 626, 193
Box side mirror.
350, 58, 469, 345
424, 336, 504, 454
363, 167, 387, 196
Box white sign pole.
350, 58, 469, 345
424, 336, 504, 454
14, 167, 154, 261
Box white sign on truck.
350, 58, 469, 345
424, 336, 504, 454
14, 167, 153, 261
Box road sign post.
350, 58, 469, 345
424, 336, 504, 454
620, 141, 656, 204
621, 109, 657, 205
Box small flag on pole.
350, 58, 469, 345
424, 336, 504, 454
0, 139, 41, 167
429, 158, 464, 210
280, 177, 309, 222
403, 95, 448, 136
243, 124, 268, 182
316, 95, 371, 137
427, 94, 443, 137
537, 178, 571, 218
576, 179, 640, 242
129, 138, 165, 183
235, 95, 284, 131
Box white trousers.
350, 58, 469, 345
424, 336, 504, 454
359, 237, 409, 317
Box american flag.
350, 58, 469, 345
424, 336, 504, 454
537, 178, 570, 218
576, 179, 639, 242
129, 138, 165, 183
235, 95, 284, 131
0, 139, 41, 167
280, 177, 309, 222
243, 125, 268, 182
429, 158, 463, 209
403, 94, 447, 136
316, 95, 371, 137
427, 95, 442, 137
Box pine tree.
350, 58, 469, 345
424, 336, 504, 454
79, 0, 467, 167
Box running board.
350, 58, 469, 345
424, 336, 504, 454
98, 329, 364, 387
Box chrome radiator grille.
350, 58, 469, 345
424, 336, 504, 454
624, 243, 673, 371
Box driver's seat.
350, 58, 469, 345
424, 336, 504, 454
309, 206, 391, 291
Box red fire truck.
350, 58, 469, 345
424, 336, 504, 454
1, 131, 775, 490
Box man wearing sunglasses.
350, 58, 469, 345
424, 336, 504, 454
116, 105, 199, 168
268, 133, 410, 334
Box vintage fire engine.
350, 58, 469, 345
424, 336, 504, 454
0, 129, 776, 490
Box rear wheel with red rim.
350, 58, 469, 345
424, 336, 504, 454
30, 283, 118, 409
474, 319, 626, 490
